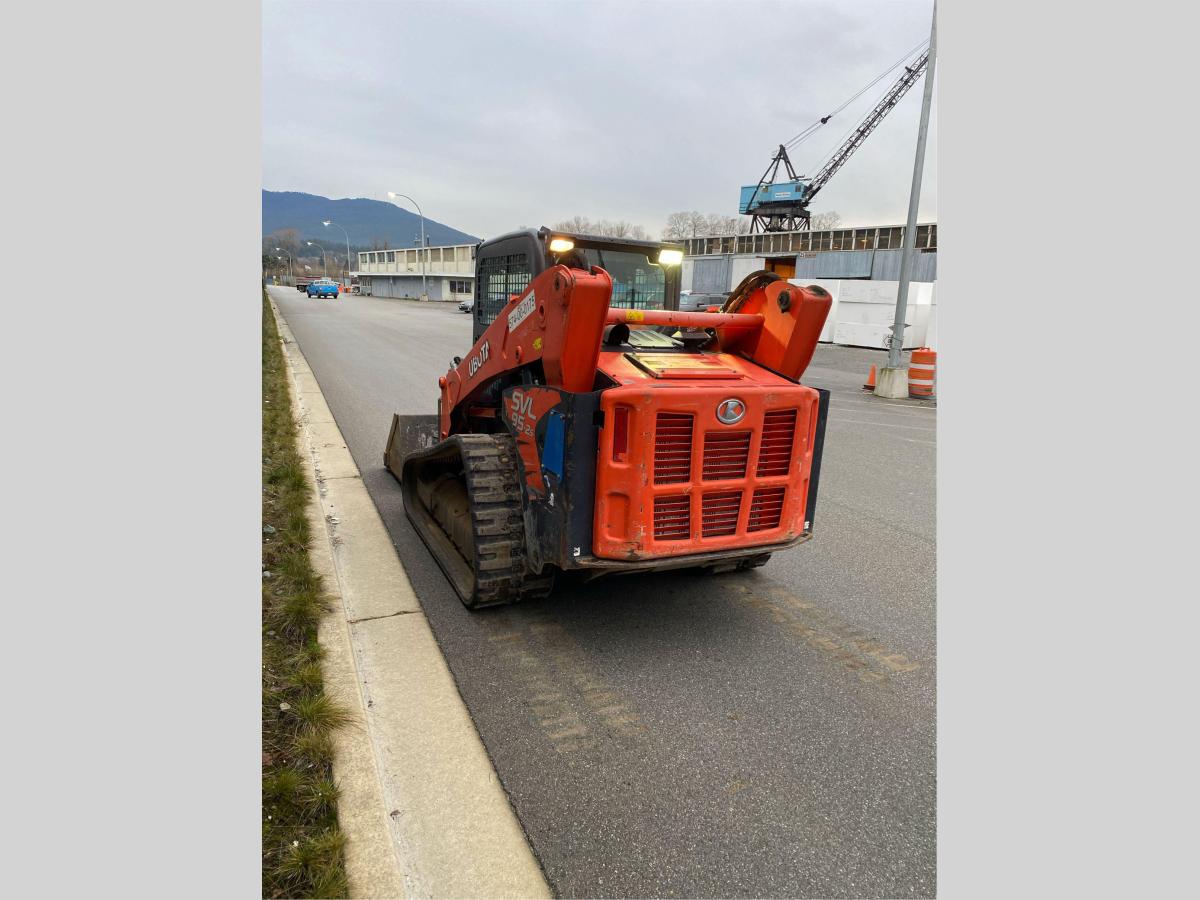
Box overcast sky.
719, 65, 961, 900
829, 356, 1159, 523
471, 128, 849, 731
263, 0, 936, 239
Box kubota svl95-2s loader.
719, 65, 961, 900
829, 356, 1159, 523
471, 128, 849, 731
385, 227, 832, 609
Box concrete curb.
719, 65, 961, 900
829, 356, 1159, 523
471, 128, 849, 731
269, 295, 551, 900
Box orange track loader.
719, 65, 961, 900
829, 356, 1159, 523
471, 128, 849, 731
385, 227, 832, 608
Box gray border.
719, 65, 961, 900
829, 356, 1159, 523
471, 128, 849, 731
4, 0, 262, 893
7, 0, 1196, 895
939, 0, 1193, 896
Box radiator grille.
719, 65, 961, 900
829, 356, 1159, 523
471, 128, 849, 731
653, 495, 691, 540
702, 491, 743, 538
748, 486, 786, 532
654, 413, 694, 484
757, 409, 798, 477
702, 430, 751, 480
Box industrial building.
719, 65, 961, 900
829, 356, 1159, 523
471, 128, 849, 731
351, 223, 938, 349
681, 222, 938, 350
355, 243, 475, 301
680, 222, 936, 291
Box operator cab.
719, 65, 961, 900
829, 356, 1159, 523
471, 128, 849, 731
470, 226, 684, 342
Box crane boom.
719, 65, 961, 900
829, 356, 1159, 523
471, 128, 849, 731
805, 51, 929, 201
739, 49, 929, 232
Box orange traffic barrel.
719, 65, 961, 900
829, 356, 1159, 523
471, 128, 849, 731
863, 364, 877, 391
909, 348, 936, 397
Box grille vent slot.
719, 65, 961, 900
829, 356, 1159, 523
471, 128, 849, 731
748, 486, 786, 532
757, 409, 798, 477
654, 412, 693, 484
702, 491, 743, 537
653, 495, 691, 540
703, 430, 751, 480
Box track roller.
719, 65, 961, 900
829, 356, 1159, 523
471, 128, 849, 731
399, 433, 553, 609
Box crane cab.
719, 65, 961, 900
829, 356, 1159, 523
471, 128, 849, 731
738, 179, 813, 215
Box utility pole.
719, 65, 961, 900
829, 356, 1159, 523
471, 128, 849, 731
878, 2, 936, 398
388, 192, 428, 301
275, 247, 293, 282
323, 220, 352, 284
307, 241, 329, 277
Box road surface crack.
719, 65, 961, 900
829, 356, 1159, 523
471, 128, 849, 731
347, 610, 419, 624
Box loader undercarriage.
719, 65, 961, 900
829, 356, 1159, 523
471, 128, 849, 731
399, 433, 554, 608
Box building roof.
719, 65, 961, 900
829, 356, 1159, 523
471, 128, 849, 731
358, 243, 474, 255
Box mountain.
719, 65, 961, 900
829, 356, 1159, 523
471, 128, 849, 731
262, 190, 478, 248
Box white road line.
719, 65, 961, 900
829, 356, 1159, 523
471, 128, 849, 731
827, 394, 936, 412
835, 405, 936, 422
829, 417, 937, 432
827, 426, 936, 447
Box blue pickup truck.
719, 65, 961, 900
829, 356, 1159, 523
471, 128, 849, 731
306, 278, 340, 299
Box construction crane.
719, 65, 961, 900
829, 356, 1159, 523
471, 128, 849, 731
740, 48, 930, 233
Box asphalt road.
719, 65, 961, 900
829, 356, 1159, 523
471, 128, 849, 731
269, 287, 936, 898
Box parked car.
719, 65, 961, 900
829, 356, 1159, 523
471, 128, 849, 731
678, 290, 730, 313
458, 297, 474, 313
307, 278, 340, 299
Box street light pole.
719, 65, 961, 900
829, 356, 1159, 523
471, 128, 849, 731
274, 247, 293, 282
387, 191, 428, 301
882, 2, 937, 389
306, 241, 329, 277
323, 220, 352, 283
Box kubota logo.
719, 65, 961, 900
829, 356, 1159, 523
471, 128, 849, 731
716, 398, 746, 425
467, 341, 489, 378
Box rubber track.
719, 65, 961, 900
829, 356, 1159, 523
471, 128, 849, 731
458, 434, 554, 608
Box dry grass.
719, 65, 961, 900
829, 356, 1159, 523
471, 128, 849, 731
262, 290, 349, 898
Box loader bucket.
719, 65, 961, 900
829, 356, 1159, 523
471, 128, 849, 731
384, 413, 441, 481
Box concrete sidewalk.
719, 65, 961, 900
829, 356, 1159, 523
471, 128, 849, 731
270, 296, 550, 899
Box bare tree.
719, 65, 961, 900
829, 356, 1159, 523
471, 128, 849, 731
554, 217, 650, 240
662, 211, 703, 240
661, 211, 749, 239
661, 212, 686, 241
809, 211, 842, 231
554, 216, 594, 234
705, 214, 747, 236
266, 228, 301, 258
604, 220, 650, 240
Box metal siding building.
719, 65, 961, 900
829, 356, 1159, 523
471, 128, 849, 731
680, 222, 937, 292
787, 248, 937, 281
691, 257, 732, 293
869, 249, 937, 281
